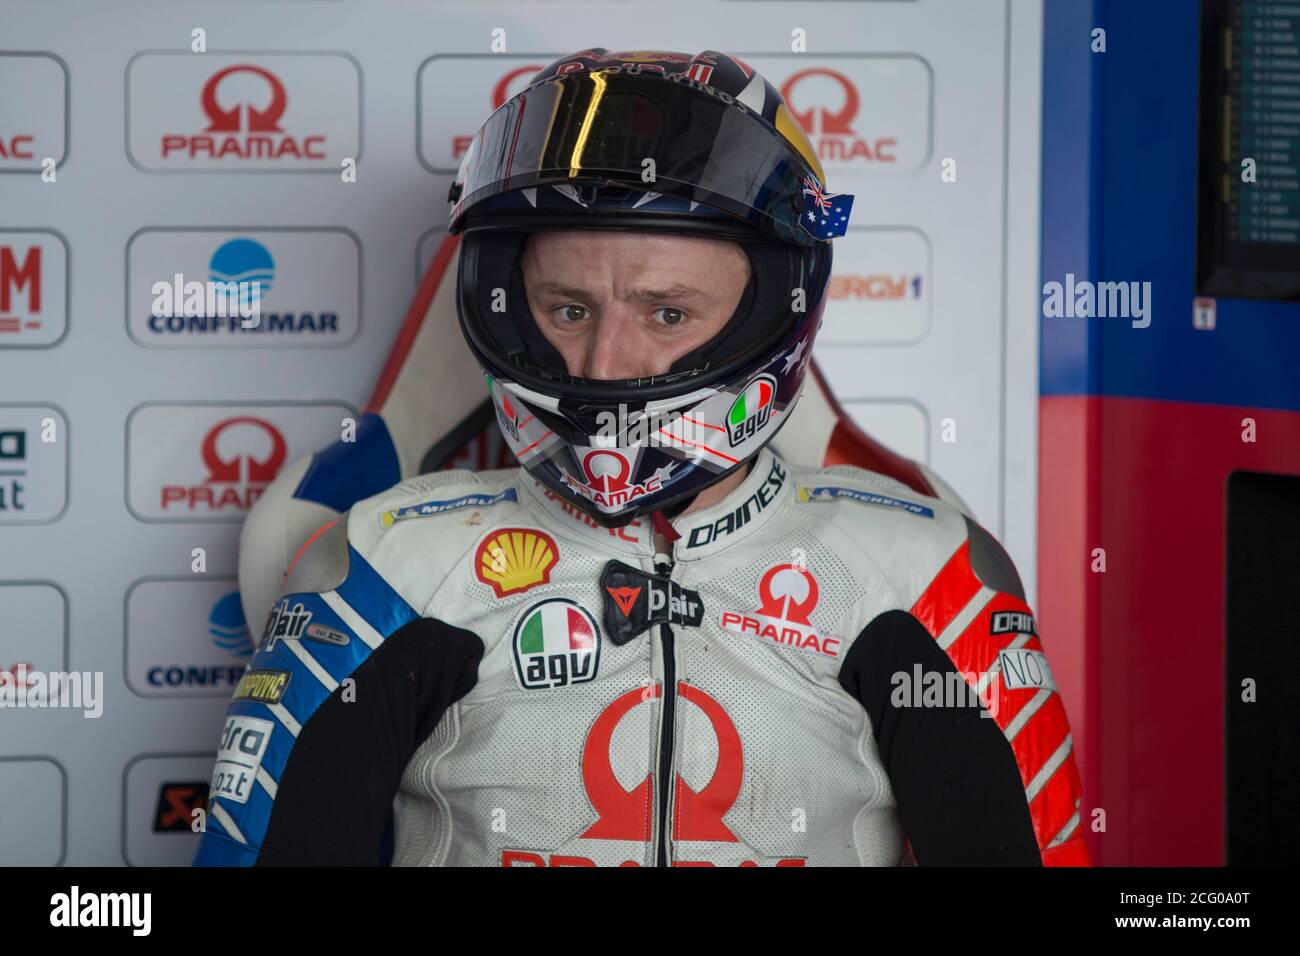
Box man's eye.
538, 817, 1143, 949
559, 305, 588, 322
655, 307, 686, 327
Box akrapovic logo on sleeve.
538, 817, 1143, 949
232, 668, 291, 704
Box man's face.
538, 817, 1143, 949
521, 230, 751, 380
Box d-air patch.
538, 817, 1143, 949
380, 488, 518, 528
260, 599, 312, 652
512, 598, 601, 690
476, 527, 559, 598
600, 560, 705, 645
796, 485, 935, 519
232, 668, 292, 704
260, 599, 350, 652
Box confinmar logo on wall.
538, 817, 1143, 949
745, 55, 932, 173
0, 582, 69, 707
126, 229, 360, 348
416, 54, 552, 173
0, 404, 69, 524
818, 228, 932, 346
0, 53, 68, 172
125, 579, 251, 698
0, 231, 68, 348
122, 754, 215, 866
0, 758, 65, 866
126, 52, 361, 171
124, 403, 352, 521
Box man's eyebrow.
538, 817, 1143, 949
529, 280, 710, 303
529, 281, 593, 300
629, 285, 710, 303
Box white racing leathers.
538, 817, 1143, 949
194, 448, 1091, 867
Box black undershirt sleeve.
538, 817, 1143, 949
255, 618, 483, 866
838, 609, 1043, 866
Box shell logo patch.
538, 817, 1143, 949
475, 527, 559, 597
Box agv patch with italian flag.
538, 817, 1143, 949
511, 598, 602, 690
727, 373, 777, 447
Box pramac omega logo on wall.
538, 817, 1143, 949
126, 403, 351, 521
754, 55, 930, 172
127, 53, 360, 170
166, 416, 286, 513
417, 56, 547, 173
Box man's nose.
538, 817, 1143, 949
581, 310, 657, 380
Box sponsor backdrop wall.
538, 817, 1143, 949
0, 0, 1044, 864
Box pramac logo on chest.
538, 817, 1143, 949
719, 563, 842, 658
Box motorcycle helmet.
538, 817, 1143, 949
448, 48, 854, 527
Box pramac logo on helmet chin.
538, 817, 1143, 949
561, 449, 672, 511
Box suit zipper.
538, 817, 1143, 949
656, 620, 676, 867
654, 554, 676, 868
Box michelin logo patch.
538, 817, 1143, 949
381, 488, 518, 527
796, 485, 934, 518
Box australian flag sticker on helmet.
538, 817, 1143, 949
727, 373, 777, 447
799, 174, 853, 241
512, 598, 602, 690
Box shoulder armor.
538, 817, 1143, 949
340, 469, 529, 614
281, 516, 351, 596
788, 462, 1000, 608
